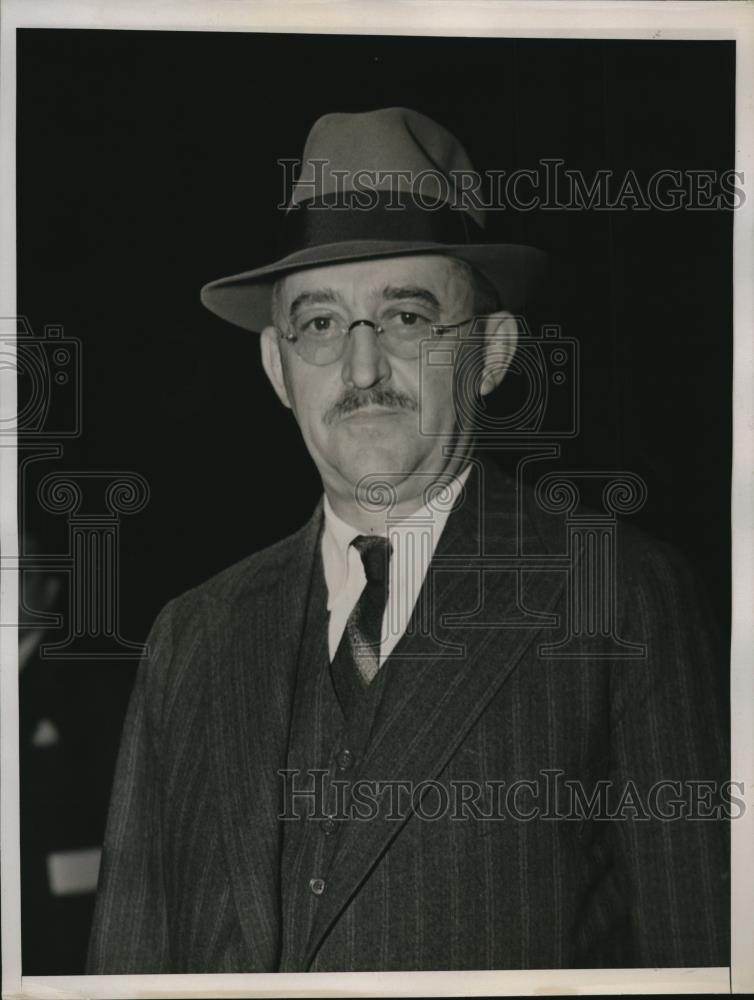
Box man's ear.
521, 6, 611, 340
480, 311, 518, 397
260, 326, 293, 410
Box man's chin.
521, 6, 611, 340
329, 443, 421, 509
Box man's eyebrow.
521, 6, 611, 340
289, 289, 339, 319
381, 286, 441, 310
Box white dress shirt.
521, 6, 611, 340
321, 465, 471, 666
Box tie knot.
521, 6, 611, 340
352, 534, 392, 584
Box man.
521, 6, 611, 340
87, 108, 729, 973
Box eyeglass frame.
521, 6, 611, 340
278, 314, 480, 366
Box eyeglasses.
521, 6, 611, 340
279, 309, 475, 366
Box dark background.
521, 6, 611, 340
16, 30, 734, 972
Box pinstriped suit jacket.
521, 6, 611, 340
87, 460, 729, 972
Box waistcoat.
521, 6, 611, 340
278, 549, 396, 970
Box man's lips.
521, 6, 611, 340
337, 405, 407, 421
323, 389, 417, 425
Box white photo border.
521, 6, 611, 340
1, 1, 751, 997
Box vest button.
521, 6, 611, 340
336, 749, 354, 771
322, 817, 337, 836
309, 877, 327, 896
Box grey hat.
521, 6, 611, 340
200, 107, 547, 332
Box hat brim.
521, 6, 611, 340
200, 240, 548, 333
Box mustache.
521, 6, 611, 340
324, 387, 417, 425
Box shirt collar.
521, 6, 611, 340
321, 464, 471, 611
321, 495, 364, 609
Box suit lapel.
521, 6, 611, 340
303, 460, 566, 968
206, 506, 323, 971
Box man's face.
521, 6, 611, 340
261, 255, 494, 505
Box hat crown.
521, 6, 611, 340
200, 106, 547, 333
291, 107, 485, 228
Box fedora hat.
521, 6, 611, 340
200, 107, 547, 332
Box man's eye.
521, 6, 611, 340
380, 309, 432, 339
398, 311, 420, 326
301, 316, 338, 338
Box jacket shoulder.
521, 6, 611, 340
140, 507, 320, 668
171, 507, 322, 613
134, 508, 322, 723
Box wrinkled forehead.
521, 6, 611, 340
276, 254, 475, 314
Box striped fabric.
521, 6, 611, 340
87, 460, 729, 972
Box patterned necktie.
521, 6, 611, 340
341, 534, 393, 685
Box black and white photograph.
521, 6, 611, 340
1, 1, 753, 997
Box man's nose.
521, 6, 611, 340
340, 322, 391, 388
